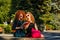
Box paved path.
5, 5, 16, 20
44, 30, 60, 33
0, 34, 13, 37
0, 30, 60, 40
0, 34, 44, 40
43, 30, 60, 40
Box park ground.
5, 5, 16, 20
0, 30, 60, 40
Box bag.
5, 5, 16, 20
31, 28, 41, 38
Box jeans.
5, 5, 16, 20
13, 30, 25, 37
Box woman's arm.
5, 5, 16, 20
22, 22, 30, 29
34, 23, 38, 30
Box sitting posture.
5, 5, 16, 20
12, 10, 26, 37
23, 12, 44, 38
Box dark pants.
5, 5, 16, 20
13, 30, 25, 37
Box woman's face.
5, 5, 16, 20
26, 14, 31, 21
18, 13, 23, 20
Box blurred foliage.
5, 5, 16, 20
0, 0, 11, 23
39, 12, 54, 23
0, 24, 12, 33
4, 24, 12, 33
0, 24, 4, 28
0, 0, 60, 30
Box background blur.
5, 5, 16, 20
0, 0, 60, 34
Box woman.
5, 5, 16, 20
24, 12, 44, 38
12, 10, 26, 37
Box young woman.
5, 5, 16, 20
12, 10, 26, 37
24, 12, 44, 38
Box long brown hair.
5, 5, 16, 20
26, 12, 35, 23
14, 10, 26, 20
26, 12, 38, 30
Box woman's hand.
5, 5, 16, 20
22, 22, 30, 29
12, 30, 16, 32
16, 26, 23, 29
16, 27, 20, 29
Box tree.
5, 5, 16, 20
0, 0, 11, 23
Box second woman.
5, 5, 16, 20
12, 10, 26, 37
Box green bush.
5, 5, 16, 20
0, 24, 4, 28
46, 24, 58, 30
4, 24, 12, 33
57, 26, 60, 30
